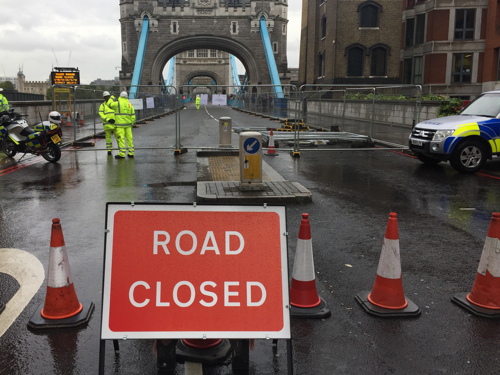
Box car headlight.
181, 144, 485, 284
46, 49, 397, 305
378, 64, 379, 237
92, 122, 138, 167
432, 129, 454, 142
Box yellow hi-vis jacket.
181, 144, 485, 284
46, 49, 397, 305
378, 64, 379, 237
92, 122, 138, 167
0, 94, 9, 112
109, 97, 136, 127
99, 96, 116, 125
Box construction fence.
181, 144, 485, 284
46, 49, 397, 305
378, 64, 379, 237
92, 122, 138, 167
10, 84, 444, 149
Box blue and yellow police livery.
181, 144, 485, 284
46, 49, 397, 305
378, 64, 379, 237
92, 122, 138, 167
409, 91, 500, 173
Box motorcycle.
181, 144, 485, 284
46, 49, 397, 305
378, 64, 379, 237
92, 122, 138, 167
0, 109, 63, 163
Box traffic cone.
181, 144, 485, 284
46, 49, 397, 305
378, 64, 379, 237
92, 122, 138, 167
356, 213, 420, 317
289, 213, 331, 319
28, 218, 94, 330
265, 129, 279, 156
452, 212, 500, 318
78, 112, 85, 126
66, 114, 72, 127
176, 339, 232, 365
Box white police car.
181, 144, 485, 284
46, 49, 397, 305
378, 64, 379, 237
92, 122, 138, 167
409, 91, 500, 173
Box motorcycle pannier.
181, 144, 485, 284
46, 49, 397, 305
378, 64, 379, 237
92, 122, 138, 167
25, 132, 47, 149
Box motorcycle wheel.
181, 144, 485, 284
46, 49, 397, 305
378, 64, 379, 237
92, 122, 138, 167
42, 143, 61, 163
0, 138, 17, 157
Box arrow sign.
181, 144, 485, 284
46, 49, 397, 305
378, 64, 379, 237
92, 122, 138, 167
243, 137, 260, 154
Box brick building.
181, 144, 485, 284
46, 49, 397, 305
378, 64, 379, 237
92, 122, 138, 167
299, 0, 500, 100
401, 0, 490, 99
298, 0, 402, 86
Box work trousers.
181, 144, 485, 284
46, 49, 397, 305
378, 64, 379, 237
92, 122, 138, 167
103, 124, 116, 152
115, 126, 134, 157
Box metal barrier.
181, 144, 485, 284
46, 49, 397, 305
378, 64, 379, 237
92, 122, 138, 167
50, 85, 183, 145
297, 84, 424, 148
13, 83, 439, 155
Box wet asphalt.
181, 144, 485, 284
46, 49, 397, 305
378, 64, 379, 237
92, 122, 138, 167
1, 104, 500, 374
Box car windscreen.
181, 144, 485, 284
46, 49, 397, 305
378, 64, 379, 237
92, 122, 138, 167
461, 94, 500, 118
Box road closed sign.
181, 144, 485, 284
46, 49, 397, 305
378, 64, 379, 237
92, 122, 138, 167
101, 203, 290, 340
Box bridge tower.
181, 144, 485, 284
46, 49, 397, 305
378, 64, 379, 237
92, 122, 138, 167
118, 0, 289, 89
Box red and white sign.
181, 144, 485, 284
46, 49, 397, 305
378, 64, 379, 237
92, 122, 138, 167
101, 204, 290, 340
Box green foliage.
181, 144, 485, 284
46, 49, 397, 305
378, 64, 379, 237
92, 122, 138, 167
436, 97, 463, 117
0, 81, 15, 90
345, 93, 444, 101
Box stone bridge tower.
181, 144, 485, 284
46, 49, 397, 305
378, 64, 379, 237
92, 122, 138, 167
118, 0, 289, 88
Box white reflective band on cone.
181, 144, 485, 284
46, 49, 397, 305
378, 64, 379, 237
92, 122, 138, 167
292, 238, 315, 282
47, 246, 74, 288
477, 237, 500, 277
376, 238, 401, 279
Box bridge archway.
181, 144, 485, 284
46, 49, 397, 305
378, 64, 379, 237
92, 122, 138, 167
119, 0, 289, 90
183, 70, 223, 86
152, 36, 260, 86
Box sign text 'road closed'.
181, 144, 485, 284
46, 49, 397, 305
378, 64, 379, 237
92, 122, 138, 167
101, 204, 290, 339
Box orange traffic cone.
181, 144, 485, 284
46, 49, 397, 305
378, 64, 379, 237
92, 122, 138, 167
453, 212, 500, 318
176, 339, 232, 365
66, 114, 72, 127
28, 218, 94, 330
289, 213, 331, 318
356, 212, 420, 317
265, 129, 279, 156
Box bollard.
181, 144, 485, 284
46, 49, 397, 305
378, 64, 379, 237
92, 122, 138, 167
239, 131, 263, 191
219, 117, 232, 147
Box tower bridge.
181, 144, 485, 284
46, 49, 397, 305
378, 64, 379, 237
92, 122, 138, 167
118, 0, 289, 95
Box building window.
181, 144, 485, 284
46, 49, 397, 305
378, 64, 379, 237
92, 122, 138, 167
171, 21, 179, 34
413, 56, 423, 84
210, 50, 217, 58
359, 2, 381, 28
273, 42, 279, 54
403, 57, 423, 84
188, 50, 195, 57
405, 18, 415, 47
318, 52, 325, 77
455, 9, 475, 40
346, 45, 365, 76
403, 58, 412, 84
370, 45, 388, 76
405, 14, 425, 47
452, 53, 472, 83
231, 21, 239, 35
321, 15, 327, 38
415, 14, 425, 45
122, 42, 127, 54
197, 49, 208, 58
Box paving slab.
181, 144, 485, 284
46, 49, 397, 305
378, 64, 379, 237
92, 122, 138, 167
196, 150, 312, 203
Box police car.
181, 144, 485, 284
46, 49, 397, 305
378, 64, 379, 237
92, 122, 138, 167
409, 90, 500, 173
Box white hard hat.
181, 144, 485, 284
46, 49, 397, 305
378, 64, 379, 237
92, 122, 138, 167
0, 88, 3, 92
120, 91, 128, 98
103, 91, 110, 97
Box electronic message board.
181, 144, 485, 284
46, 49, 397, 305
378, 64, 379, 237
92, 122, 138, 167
51, 70, 80, 85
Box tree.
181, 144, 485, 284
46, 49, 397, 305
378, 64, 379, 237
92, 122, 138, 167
0, 81, 15, 90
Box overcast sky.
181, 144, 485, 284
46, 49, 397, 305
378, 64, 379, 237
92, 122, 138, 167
0, 1, 301, 85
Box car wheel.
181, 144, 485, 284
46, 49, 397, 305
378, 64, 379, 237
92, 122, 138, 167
415, 153, 441, 164
449, 140, 486, 173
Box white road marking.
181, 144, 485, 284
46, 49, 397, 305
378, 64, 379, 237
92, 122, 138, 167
0, 248, 45, 337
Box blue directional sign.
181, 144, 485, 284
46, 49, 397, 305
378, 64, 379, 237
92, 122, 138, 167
243, 137, 261, 154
